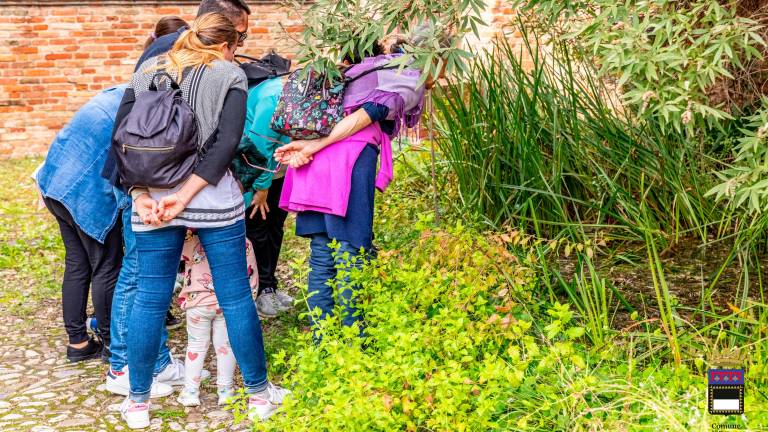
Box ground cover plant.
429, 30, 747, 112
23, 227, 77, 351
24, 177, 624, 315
239, 153, 768, 430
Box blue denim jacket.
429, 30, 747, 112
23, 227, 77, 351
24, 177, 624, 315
37, 85, 130, 243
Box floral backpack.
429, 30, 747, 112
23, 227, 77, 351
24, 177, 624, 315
270, 65, 394, 140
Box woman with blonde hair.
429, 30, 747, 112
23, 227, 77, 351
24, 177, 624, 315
112, 13, 289, 429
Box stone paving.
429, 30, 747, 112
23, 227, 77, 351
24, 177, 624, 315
0, 300, 253, 432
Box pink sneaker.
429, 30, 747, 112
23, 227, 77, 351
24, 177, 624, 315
247, 383, 291, 421
119, 397, 150, 429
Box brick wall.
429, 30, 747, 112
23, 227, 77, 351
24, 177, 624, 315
0, 2, 303, 159
0, 1, 515, 159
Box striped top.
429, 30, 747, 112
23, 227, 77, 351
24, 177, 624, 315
129, 56, 248, 231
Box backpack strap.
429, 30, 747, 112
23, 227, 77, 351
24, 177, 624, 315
344, 63, 398, 85
149, 71, 181, 91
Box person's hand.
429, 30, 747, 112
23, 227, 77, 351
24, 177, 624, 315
274, 142, 305, 164
274, 140, 322, 166
157, 192, 190, 222
287, 150, 313, 168
249, 189, 270, 220
134, 193, 161, 225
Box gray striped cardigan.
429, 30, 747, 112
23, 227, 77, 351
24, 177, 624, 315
129, 56, 248, 231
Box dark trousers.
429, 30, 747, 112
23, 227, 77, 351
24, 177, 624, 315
244, 177, 289, 294
44, 197, 122, 345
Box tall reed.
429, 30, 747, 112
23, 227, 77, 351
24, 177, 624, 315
433, 24, 719, 242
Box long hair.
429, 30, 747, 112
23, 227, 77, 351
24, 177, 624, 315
143, 16, 189, 50
163, 13, 238, 79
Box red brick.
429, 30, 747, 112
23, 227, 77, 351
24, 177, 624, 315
112, 23, 139, 30
156, 8, 182, 15
45, 53, 71, 60
11, 46, 37, 54
26, 69, 50, 77
107, 44, 133, 51
51, 8, 77, 16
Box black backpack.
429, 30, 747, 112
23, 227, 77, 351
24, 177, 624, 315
113, 67, 203, 189
236, 51, 291, 87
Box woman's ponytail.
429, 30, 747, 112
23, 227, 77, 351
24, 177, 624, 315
162, 13, 238, 79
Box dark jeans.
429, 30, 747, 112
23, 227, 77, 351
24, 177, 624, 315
307, 233, 366, 336
128, 220, 268, 402
244, 177, 289, 294
44, 197, 122, 345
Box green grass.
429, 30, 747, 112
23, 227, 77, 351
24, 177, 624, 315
0, 157, 63, 315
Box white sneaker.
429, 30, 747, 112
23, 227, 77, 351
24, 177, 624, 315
256, 293, 279, 318
155, 356, 210, 386
176, 387, 201, 407
247, 383, 291, 421
119, 397, 150, 429
217, 386, 236, 406
106, 367, 174, 398
275, 290, 295, 309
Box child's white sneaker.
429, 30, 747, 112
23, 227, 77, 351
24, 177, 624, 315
106, 367, 174, 398
119, 397, 150, 429
247, 382, 291, 421
217, 386, 236, 406
176, 387, 201, 407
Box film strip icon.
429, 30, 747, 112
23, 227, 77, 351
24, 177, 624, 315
708, 368, 744, 415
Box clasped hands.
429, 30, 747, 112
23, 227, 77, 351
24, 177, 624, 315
274, 138, 324, 168
135, 192, 189, 226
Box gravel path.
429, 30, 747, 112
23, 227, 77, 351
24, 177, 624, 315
0, 300, 255, 432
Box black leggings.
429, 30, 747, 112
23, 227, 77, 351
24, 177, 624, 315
44, 197, 122, 345
244, 177, 289, 294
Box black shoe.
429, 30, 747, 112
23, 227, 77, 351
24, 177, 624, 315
66, 337, 103, 363
165, 310, 182, 330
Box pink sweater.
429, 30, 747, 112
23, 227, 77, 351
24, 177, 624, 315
279, 122, 393, 216
178, 230, 258, 310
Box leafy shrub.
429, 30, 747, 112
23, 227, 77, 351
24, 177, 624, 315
708, 98, 768, 213
514, 0, 765, 131
260, 221, 549, 431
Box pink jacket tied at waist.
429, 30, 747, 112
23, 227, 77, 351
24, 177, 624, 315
279, 121, 393, 217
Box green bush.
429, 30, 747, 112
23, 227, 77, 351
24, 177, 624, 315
260, 220, 546, 431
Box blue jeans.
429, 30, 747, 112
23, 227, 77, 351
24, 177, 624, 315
128, 220, 268, 402
307, 233, 366, 333
110, 207, 171, 374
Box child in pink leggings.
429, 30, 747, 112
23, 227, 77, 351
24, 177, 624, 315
176, 229, 258, 407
